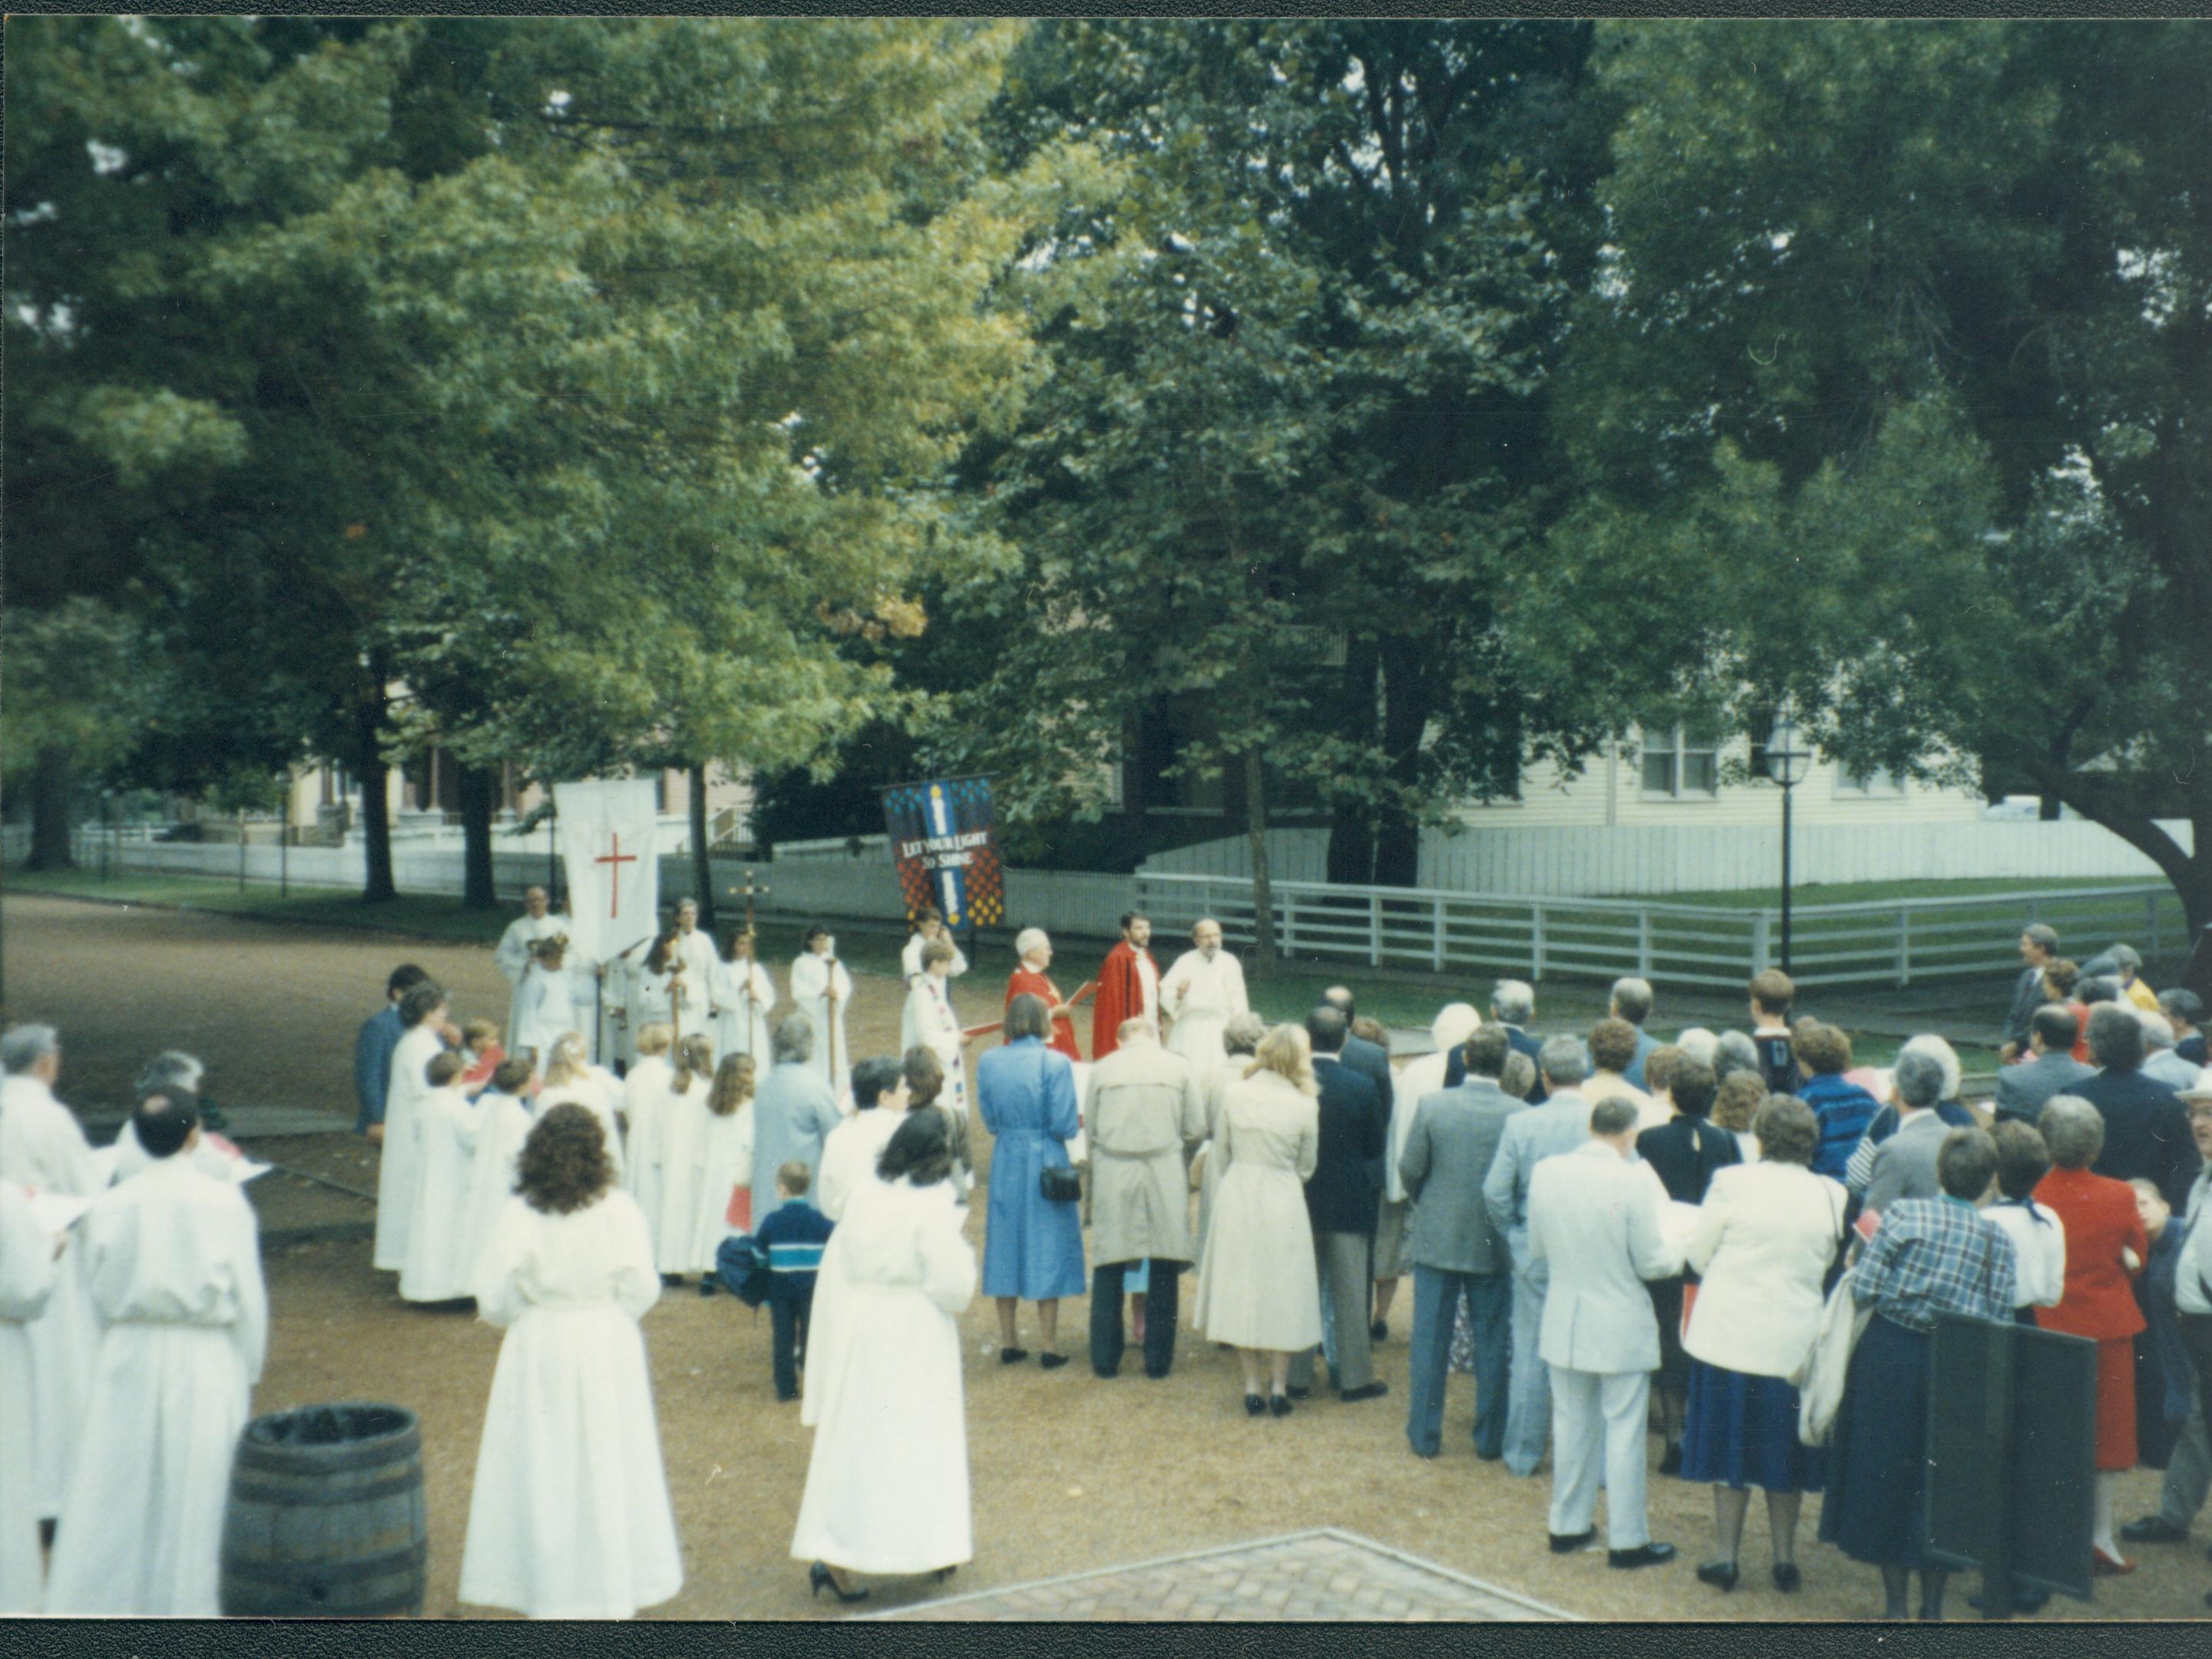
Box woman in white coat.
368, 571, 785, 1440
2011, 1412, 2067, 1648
652, 1034, 716, 1278
792, 1109, 976, 1602
1190, 1023, 1324, 1416
458, 1105, 682, 1620
1678, 1095, 1847, 1595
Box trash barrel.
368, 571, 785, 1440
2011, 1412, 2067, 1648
220, 1402, 428, 1617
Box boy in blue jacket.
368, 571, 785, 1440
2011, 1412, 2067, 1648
749, 1160, 837, 1401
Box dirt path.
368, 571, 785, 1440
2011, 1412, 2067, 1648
4, 892, 2201, 1621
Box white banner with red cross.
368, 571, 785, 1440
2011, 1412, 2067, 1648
553, 778, 660, 967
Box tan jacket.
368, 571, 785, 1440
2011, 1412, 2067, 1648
1081, 1039, 1205, 1266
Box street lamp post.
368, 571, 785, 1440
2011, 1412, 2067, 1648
1766, 717, 1811, 973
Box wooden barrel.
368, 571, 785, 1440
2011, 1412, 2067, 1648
220, 1402, 428, 1618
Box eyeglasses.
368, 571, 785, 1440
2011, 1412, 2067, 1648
2188, 1105, 2212, 1122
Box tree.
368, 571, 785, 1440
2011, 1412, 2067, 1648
934, 21, 1638, 915
1568, 21, 2212, 927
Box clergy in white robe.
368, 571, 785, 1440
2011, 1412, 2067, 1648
0, 1033, 103, 1521
494, 890, 569, 1048
669, 902, 719, 1026
45, 1095, 266, 1618
899, 911, 968, 986
457, 1063, 537, 1290
653, 1037, 717, 1276
514, 945, 583, 1071
0, 1180, 58, 1614
400, 1059, 482, 1302
536, 1034, 627, 1187
899, 944, 971, 1129
793, 1109, 974, 1583
790, 930, 855, 1099
815, 1059, 910, 1224
683, 1056, 756, 1270
619, 1028, 674, 1234
373, 985, 451, 1273
712, 936, 778, 1062
1161, 920, 1250, 1070
458, 1104, 682, 1621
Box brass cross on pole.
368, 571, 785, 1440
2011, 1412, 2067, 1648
724, 867, 772, 937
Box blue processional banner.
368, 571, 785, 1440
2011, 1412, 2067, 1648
881, 777, 1004, 930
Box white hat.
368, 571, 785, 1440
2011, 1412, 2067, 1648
2178, 1071, 2212, 1102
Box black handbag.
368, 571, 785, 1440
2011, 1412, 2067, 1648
1040, 1165, 1082, 1203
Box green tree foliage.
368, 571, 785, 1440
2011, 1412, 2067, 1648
1569, 21, 2212, 924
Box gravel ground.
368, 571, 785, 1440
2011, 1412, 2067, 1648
5, 891, 2207, 1622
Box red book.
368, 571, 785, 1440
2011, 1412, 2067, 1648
725, 1185, 752, 1232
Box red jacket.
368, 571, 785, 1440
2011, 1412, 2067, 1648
1006, 968, 1080, 1061
2034, 1165, 2148, 1341
1090, 940, 1155, 1060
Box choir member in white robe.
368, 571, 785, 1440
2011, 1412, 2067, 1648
670, 900, 720, 1026
494, 887, 569, 1048
899, 908, 968, 986
400, 1054, 483, 1302
629, 934, 690, 1047
514, 940, 584, 1071
45, 1092, 266, 1618
457, 1059, 537, 1288
792, 1109, 974, 1595
0, 1179, 58, 1614
899, 940, 971, 1127
374, 983, 451, 1273
537, 1033, 627, 1186
599, 944, 643, 1069
458, 1105, 682, 1621
816, 1059, 910, 1224
653, 1036, 717, 1276
684, 1055, 756, 1271
791, 929, 855, 1099
0, 1025, 102, 1521
618, 1025, 674, 1231
1161, 919, 1250, 1069
713, 930, 778, 1062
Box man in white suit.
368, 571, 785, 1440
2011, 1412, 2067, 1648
1526, 1096, 1682, 1570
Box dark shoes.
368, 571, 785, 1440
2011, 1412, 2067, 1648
1695, 1560, 1738, 1591
1268, 1393, 1294, 1417
1608, 1542, 1677, 1571
1038, 1352, 1069, 1370
1773, 1562, 1802, 1594
1548, 1528, 1599, 1555
698, 1276, 719, 1297
1658, 1441, 1684, 1476
1285, 1385, 1312, 1400
1340, 1381, 1390, 1403
1093, 1365, 1119, 1380
999, 1347, 1029, 1365
1371, 1318, 1389, 1342
2121, 1515, 2190, 1545
1245, 1393, 1268, 1416
809, 1562, 868, 1604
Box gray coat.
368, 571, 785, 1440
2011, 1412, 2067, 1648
1397, 1079, 1520, 1276
1481, 1089, 1593, 1269
1861, 1109, 1950, 1216
1082, 1039, 1205, 1266
750, 1061, 845, 1224
1992, 1049, 2094, 1126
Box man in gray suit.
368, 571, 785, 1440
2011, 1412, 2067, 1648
1994, 1005, 2094, 1126
1848, 1049, 1950, 1215
1400, 1024, 1521, 1460
2000, 924, 2061, 1062
1482, 1034, 1595, 1478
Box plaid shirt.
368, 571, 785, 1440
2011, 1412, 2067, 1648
1851, 1196, 2017, 1331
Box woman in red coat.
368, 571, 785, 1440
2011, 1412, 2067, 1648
2035, 1093, 2148, 1574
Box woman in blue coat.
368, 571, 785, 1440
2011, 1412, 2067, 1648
976, 994, 1086, 1367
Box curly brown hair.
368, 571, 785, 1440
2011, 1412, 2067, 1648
709, 1053, 756, 1118
516, 1103, 615, 1215
1711, 1071, 1767, 1135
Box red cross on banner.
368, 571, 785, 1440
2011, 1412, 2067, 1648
594, 834, 639, 917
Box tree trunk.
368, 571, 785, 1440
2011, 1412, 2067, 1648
1245, 750, 1277, 977
26, 747, 74, 871
1372, 636, 1437, 888
2040, 767, 2212, 942
458, 765, 496, 910
689, 764, 718, 936
1325, 637, 1381, 886
355, 671, 397, 904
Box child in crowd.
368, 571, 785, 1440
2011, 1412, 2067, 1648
751, 1161, 836, 1403
401, 1050, 482, 1304
457, 1056, 539, 1288
460, 1019, 505, 1096
1748, 970, 1797, 1093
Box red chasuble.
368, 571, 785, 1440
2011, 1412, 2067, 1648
1090, 940, 1155, 1061
1005, 969, 1081, 1060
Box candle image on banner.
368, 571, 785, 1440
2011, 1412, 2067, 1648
881, 777, 1004, 930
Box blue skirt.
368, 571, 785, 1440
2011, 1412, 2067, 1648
1818, 1314, 1933, 1568
1681, 1358, 1827, 1492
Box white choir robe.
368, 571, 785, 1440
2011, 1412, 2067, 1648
0, 1181, 58, 1614
400, 1086, 482, 1302
789, 953, 855, 1099
815, 1108, 904, 1224
0, 1075, 102, 1519
456, 1091, 534, 1288
537, 1076, 627, 1187
513, 962, 583, 1069
458, 1189, 682, 1620
598, 953, 636, 1069
900, 977, 971, 1126
495, 913, 570, 1047
670, 927, 719, 1024
44, 1154, 266, 1617
629, 964, 684, 1046
683, 1103, 753, 1274
792, 1175, 974, 1575
712, 958, 777, 1062
373, 1023, 446, 1272
1161, 947, 1249, 1069
619, 1056, 673, 1234
900, 934, 970, 984
653, 1078, 713, 1274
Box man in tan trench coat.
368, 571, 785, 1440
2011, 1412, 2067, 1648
1083, 1018, 1207, 1378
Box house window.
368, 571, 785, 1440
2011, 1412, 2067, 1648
1837, 762, 1903, 797
1640, 724, 1720, 798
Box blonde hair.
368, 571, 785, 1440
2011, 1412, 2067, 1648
541, 1032, 590, 1089
709, 1053, 756, 1118
1243, 1023, 1318, 1095
671, 1034, 715, 1095
635, 1022, 674, 1057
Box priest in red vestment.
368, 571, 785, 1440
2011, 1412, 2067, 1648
1007, 928, 1083, 1060
1091, 913, 1160, 1061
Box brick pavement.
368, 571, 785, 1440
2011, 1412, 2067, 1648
866, 1528, 1575, 1622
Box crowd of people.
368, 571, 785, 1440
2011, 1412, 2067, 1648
8, 895, 2212, 1621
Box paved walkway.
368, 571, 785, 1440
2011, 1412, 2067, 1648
868, 1528, 1575, 1623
